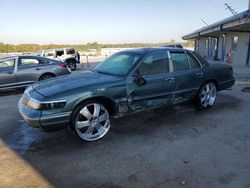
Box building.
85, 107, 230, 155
183, 6, 250, 66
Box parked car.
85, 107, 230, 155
36, 48, 80, 71
18, 48, 235, 141
0, 55, 71, 89
163, 44, 183, 48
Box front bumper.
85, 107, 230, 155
18, 97, 71, 129
18, 98, 41, 128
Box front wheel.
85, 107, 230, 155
195, 82, 217, 110
70, 101, 111, 141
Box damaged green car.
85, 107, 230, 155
18, 48, 235, 141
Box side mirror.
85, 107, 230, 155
132, 69, 147, 86
133, 73, 147, 86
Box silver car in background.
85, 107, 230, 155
0, 55, 71, 89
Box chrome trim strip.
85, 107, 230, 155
219, 79, 235, 84
167, 51, 174, 72
40, 112, 71, 120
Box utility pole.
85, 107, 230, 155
225, 3, 238, 16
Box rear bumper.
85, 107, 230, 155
218, 78, 235, 91
54, 68, 71, 76
18, 98, 71, 129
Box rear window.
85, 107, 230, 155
66, 49, 75, 55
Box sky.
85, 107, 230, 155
0, 0, 248, 44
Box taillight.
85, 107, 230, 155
59, 63, 67, 68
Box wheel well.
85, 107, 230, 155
66, 58, 76, 63
72, 96, 117, 116
200, 79, 219, 91
39, 73, 56, 81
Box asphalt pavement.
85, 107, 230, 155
0, 82, 250, 188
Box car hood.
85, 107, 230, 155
32, 71, 121, 97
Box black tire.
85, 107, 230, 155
194, 82, 217, 110
69, 100, 111, 141
39, 73, 55, 81
67, 59, 77, 71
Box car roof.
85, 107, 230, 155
0, 55, 60, 61
120, 47, 187, 54
43, 47, 74, 51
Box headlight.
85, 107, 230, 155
27, 98, 41, 110
26, 98, 66, 110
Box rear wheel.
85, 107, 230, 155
70, 101, 111, 141
39, 73, 55, 81
67, 60, 77, 71
195, 82, 217, 110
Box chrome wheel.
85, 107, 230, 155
75, 103, 110, 141
200, 82, 217, 108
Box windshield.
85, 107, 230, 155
94, 52, 142, 76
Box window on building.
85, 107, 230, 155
232, 36, 238, 51
138, 51, 169, 75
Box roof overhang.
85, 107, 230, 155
183, 10, 250, 40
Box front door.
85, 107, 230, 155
0, 58, 17, 88
127, 50, 175, 112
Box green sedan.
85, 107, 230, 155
18, 48, 235, 141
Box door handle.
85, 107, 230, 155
196, 73, 204, 77
164, 77, 175, 82
36, 68, 41, 70
7, 70, 14, 74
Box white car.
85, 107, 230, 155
36, 48, 80, 71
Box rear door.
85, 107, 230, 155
127, 50, 175, 111
0, 58, 17, 88
169, 51, 205, 104
16, 57, 44, 85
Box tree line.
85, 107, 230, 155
0, 41, 194, 53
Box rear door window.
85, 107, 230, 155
170, 52, 190, 72
19, 58, 40, 67
66, 49, 75, 55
